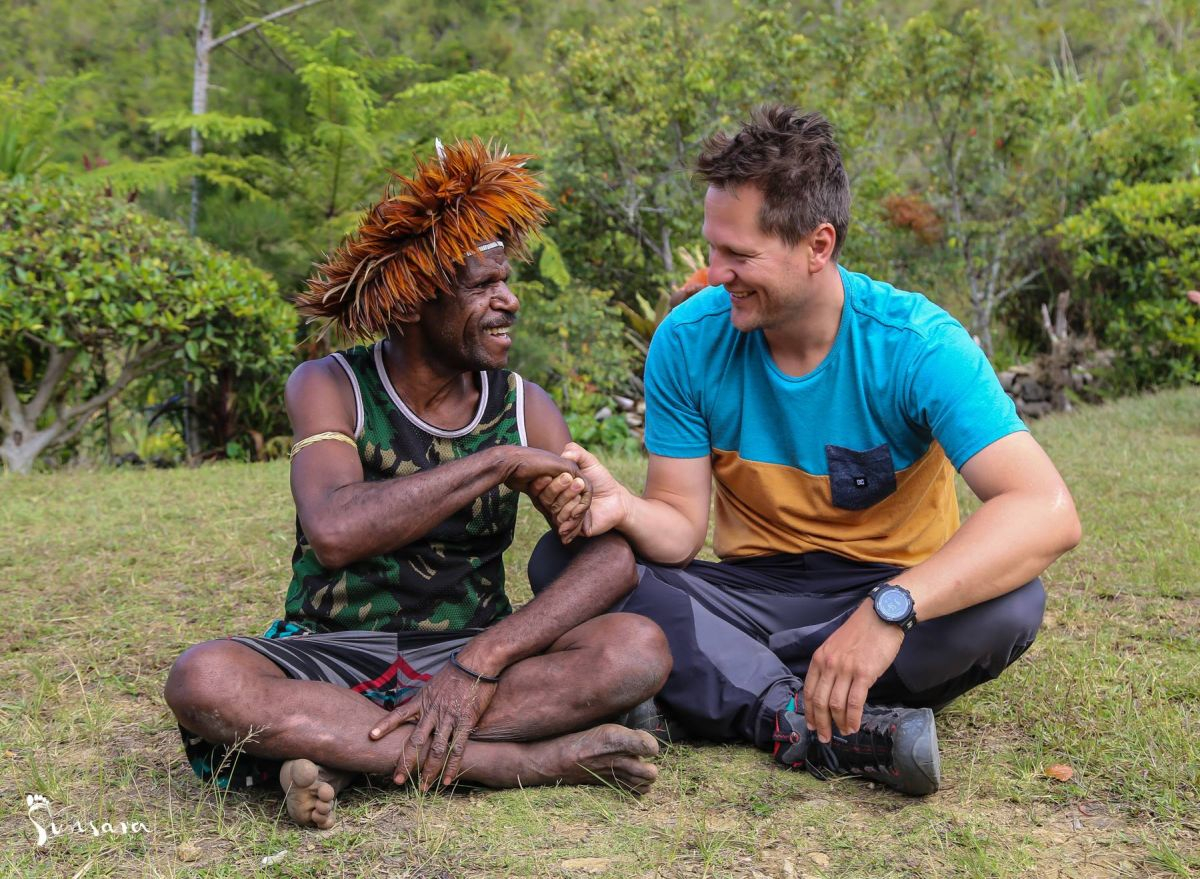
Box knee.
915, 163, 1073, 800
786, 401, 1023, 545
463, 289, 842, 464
164, 640, 243, 724
984, 577, 1046, 650
527, 531, 574, 595
597, 613, 673, 696
942, 577, 1046, 667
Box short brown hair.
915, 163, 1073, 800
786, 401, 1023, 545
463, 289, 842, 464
697, 105, 850, 258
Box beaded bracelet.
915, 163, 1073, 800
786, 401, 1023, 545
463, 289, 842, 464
448, 650, 501, 684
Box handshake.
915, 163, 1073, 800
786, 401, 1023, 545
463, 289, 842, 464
503, 442, 625, 544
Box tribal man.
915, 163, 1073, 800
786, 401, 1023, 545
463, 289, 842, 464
165, 139, 671, 828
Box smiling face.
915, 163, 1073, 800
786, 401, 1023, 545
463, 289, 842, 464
702, 184, 816, 334
416, 247, 519, 371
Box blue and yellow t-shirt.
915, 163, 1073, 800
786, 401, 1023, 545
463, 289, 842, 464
644, 266, 1026, 568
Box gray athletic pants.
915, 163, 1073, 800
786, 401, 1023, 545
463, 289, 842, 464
529, 534, 1045, 750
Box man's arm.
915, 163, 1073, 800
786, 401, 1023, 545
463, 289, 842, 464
802, 431, 1082, 743
450, 381, 640, 678
372, 380, 648, 788
287, 360, 580, 569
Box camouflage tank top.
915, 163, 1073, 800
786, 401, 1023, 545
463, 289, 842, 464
283, 342, 525, 634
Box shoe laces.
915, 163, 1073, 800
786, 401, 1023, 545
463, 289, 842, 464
809, 713, 898, 778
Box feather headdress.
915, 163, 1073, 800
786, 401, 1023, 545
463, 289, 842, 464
297, 138, 551, 340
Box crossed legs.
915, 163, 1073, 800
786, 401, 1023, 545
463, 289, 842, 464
530, 533, 1045, 749
165, 612, 670, 827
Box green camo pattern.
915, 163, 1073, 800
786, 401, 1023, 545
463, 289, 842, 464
284, 344, 521, 633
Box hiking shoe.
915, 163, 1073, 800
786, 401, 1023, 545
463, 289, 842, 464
618, 697, 682, 745
773, 696, 941, 796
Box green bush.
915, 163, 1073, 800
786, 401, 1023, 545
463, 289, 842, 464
0, 180, 294, 472
507, 278, 636, 430
564, 407, 642, 456
1057, 180, 1200, 391
1091, 97, 1199, 192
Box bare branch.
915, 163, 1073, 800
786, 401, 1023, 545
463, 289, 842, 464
26, 346, 78, 423
996, 267, 1042, 304
60, 343, 165, 424
210, 0, 332, 51
252, 24, 296, 73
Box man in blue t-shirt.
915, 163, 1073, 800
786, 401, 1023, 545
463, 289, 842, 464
532, 106, 1080, 796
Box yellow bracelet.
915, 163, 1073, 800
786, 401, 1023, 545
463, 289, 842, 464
289, 431, 358, 460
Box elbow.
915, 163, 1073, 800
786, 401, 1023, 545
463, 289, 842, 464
305, 520, 354, 570
660, 538, 706, 568
1051, 492, 1083, 556
1060, 509, 1083, 554
310, 540, 349, 572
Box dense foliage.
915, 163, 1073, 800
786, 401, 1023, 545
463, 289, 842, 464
1058, 181, 1200, 391
0, 181, 291, 472
0, 0, 1197, 467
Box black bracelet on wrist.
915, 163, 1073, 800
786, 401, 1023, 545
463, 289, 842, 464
448, 650, 501, 684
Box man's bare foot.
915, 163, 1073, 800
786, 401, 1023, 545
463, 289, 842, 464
471, 723, 661, 794
279, 759, 351, 829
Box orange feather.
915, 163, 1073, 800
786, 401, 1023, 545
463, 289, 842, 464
298, 138, 551, 340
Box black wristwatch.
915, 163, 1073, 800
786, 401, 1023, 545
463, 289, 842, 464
869, 583, 917, 632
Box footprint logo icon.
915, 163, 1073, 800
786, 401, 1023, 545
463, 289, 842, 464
26, 794, 51, 848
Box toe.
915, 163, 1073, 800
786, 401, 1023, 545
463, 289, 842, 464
612, 756, 658, 790
631, 731, 660, 758
284, 759, 319, 789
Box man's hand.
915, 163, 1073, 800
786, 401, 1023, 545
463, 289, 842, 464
502, 447, 592, 541
501, 447, 582, 492
556, 442, 629, 539
802, 601, 905, 743
369, 662, 498, 790
528, 470, 591, 542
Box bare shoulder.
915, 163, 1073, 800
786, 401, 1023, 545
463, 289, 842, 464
286, 355, 357, 440
520, 379, 571, 454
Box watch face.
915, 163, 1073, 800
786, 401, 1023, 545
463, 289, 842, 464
876, 587, 911, 622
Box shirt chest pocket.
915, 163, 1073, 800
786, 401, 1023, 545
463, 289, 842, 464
825, 443, 897, 510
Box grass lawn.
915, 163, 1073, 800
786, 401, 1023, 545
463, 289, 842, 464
1, 388, 1197, 878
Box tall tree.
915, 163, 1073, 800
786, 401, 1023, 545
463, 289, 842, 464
186, 0, 332, 233
891, 11, 1083, 356
533, 0, 808, 301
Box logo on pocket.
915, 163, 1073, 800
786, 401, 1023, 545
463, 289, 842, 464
825, 443, 897, 510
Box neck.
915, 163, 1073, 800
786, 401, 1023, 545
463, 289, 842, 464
381, 334, 478, 426
762, 264, 845, 377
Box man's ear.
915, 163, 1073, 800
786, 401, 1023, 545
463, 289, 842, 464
394, 302, 424, 327
808, 223, 837, 272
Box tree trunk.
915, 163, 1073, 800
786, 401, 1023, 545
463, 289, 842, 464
0, 426, 60, 474
965, 264, 993, 356
189, 0, 212, 237
0, 345, 162, 474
